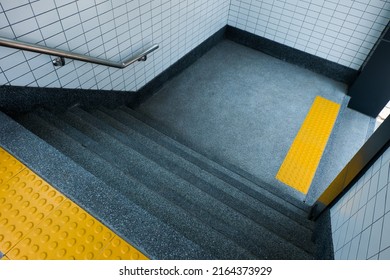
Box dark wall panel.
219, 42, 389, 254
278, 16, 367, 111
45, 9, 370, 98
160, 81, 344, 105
348, 28, 390, 117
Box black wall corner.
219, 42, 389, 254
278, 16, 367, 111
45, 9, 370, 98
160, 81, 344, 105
132, 26, 226, 107
313, 208, 335, 260
348, 27, 390, 118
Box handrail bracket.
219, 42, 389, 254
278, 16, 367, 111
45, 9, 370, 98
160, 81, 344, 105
52, 57, 65, 67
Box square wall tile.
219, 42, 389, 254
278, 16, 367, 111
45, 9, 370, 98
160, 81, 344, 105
373, 188, 386, 222
0, 70, 9, 84
4, 61, 31, 82
348, 235, 360, 260
6, 5, 34, 25
1, 0, 386, 91
2, 1, 30, 11
379, 247, 390, 260
356, 227, 370, 260
378, 161, 389, 190
0, 12, 9, 28
363, 197, 376, 230
367, 217, 383, 259
227, 0, 387, 69
380, 212, 390, 251
11, 71, 36, 86
0, 51, 26, 71
36, 9, 59, 28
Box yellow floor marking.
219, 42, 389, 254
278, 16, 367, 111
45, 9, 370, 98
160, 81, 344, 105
0, 147, 148, 260
276, 96, 340, 194
0, 148, 25, 186
0, 169, 66, 253
99, 236, 148, 260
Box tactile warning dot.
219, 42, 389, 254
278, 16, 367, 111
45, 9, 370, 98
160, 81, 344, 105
97, 236, 148, 260
0, 148, 25, 185
0, 170, 66, 253
9, 199, 117, 260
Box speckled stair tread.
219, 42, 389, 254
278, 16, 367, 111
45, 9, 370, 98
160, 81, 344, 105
117, 106, 313, 226
56, 107, 313, 259
98, 106, 312, 228
0, 112, 216, 260
85, 107, 315, 254
18, 111, 267, 259
4, 104, 318, 259
124, 106, 312, 215
16, 112, 254, 259
113, 106, 314, 226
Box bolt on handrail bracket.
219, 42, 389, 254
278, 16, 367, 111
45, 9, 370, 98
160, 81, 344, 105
0, 36, 159, 69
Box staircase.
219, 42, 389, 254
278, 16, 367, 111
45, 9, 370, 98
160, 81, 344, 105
12, 105, 319, 259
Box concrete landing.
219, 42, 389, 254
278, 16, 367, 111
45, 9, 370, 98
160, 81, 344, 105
138, 40, 373, 203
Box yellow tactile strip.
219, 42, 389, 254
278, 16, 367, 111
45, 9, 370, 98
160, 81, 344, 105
276, 96, 340, 194
0, 169, 66, 254
0, 147, 148, 260
0, 148, 25, 186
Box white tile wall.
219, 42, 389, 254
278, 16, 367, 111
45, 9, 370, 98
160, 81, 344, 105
0, 1, 389, 90
0, 0, 229, 89
331, 146, 390, 259
228, 0, 390, 70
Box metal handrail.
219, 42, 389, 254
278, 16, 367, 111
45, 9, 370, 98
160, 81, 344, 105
0, 36, 159, 68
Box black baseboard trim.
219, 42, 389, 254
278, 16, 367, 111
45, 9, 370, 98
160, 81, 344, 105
132, 26, 226, 107
0, 85, 136, 116
225, 25, 358, 85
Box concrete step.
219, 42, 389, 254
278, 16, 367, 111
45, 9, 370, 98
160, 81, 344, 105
64, 107, 313, 259
89, 107, 316, 254
20, 110, 256, 260
118, 106, 313, 225
7, 112, 210, 260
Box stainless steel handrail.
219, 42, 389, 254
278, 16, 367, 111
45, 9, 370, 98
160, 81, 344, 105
0, 36, 159, 68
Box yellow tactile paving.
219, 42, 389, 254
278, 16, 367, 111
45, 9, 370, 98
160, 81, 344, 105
9, 200, 115, 260
276, 96, 340, 194
99, 236, 148, 260
0, 148, 25, 185
0, 147, 148, 260
0, 169, 66, 253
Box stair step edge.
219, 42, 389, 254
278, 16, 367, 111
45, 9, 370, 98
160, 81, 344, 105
65, 108, 316, 255
5, 112, 213, 260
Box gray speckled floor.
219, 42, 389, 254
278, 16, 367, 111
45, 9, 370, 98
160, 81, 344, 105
138, 40, 373, 203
